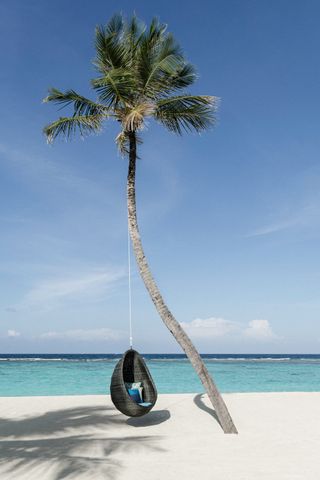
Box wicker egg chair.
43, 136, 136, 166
110, 349, 157, 417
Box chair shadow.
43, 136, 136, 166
126, 409, 170, 427
193, 393, 222, 429
0, 404, 165, 480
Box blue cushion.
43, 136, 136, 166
125, 382, 142, 389
128, 388, 142, 403
138, 402, 152, 407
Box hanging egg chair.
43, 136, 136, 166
110, 349, 157, 417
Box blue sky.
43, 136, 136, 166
0, 0, 320, 353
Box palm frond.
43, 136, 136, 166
137, 26, 190, 99
43, 115, 103, 143
94, 27, 128, 72
124, 14, 146, 51
154, 95, 218, 134
164, 63, 197, 93
147, 17, 167, 46
43, 88, 108, 117
93, 14, 130, 73
135, 18, 168, 91
92, 69, 136, 107
105, 13, 124, 36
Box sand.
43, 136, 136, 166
0, 392, 319, 479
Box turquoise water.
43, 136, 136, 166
0, 354, 319, 396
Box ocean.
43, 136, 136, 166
0, 354, 319, 396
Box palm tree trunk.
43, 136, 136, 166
127, 131, 237, 434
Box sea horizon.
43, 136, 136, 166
1, 352, 319, 357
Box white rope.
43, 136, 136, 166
127, 221, 133, 348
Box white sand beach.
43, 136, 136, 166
0, 393, 319, 479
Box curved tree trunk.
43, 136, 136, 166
127, 131, 237, 434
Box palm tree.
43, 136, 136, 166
43, 14, 237, 434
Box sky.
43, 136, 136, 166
0, 0, 320, 353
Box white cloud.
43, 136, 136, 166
0, 142, 113, 202
40, 328, 124, 342
248, 198, 320, 237
249, 218, 300, 237
243, 319, 277, 340
180, 317, 239, 339
180, 317, 278, 342
7, 329, 20, 337
22, 267, 124, 309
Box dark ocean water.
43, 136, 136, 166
1, 353, 320, 361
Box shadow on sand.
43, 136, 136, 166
193, 393, 222, 429
127, 409, 170, 427
0, 405, 165, 479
